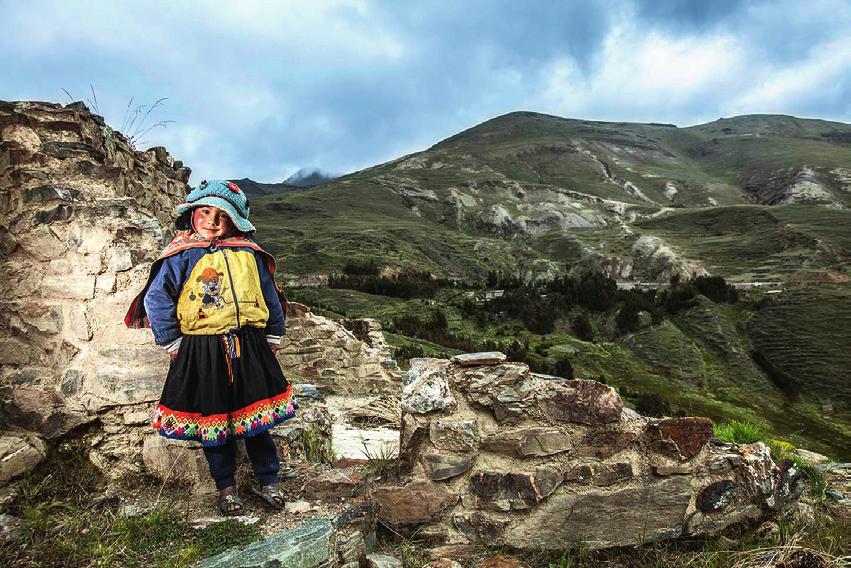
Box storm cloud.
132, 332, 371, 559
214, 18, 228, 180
2, 0, 849, 183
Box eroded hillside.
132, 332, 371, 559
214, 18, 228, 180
254, 112, 850, 284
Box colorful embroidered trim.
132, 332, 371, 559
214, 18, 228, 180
152, 388, 297, 446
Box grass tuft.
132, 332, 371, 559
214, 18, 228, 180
714, 420, 767, 445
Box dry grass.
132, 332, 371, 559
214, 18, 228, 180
345, 395, 402, 428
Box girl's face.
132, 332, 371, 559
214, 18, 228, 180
192, 206, 235, 240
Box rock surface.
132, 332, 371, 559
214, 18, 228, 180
372, 481, 459, 525
450, 352, 507, 366
195, 517, 333, 568
0, 433, 46, 484
365, 553, 403, 568
392, 355, 805, 550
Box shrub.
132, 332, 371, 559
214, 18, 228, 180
615, 303, 641, 334
329, 268, 446, 298
342, 259, 380, 276
572, 312, 594, 342
658, 282, 698, 314
554, 357, 575, 380
693, 275, 739, 303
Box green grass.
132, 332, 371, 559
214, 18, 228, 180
745, 284, 851, 405
1, 440, 261, 568
713, 419, 829, 501
636, 205, 849, 281
5, 504, 261, 568
714, 419, 767, 444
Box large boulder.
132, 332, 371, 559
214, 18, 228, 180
391, 354, 804, 550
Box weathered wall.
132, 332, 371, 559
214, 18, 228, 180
0, 101, 402, 486
0, 100, 191, 455
375, 354, 803, 550
282, 303, 401, 395
0, 102, 190, 480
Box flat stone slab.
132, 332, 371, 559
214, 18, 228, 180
331, 423, 399, 462
194, 517, 333, 568
450, 352, 507, 366
502, 476, 691, 549
366, 554, 403, 568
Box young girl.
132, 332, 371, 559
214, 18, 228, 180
125, 179, 297, 515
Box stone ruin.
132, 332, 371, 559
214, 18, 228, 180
0, 100, 401, 489
0, 99, 191, 483
283, 303, 400, 394
376, 354, 804, 552
0, 101, 808, 565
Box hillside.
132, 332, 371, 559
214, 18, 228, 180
249, 111, 850, 458
254, 112, 850, 283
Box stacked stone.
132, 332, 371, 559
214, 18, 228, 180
0, 101, 408, 488
375, 353, 803, 551
282, 303, 401, 395
0, 100, 190, 478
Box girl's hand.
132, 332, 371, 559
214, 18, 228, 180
269, 344, 279, 354
169, 349, 179, 361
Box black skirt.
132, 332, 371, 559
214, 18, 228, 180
151, 325, 297, 447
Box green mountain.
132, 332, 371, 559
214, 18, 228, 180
251, 111, 850, 458
254, 112, 849, 282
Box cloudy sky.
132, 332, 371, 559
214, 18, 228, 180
3, 0, 850, 183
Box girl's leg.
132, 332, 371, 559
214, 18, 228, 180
244, 430, 281, 487
203, 440, 245, 514
203, 440, 238, 491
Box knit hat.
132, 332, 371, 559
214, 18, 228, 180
176, 180, 255, 233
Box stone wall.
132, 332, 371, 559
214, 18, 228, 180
376, 354, 803, 551
281, 303, 402, 395
0, 100, 402, 486
0, 100, 191, 479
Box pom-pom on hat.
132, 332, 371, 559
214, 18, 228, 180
176, 180, 255, 233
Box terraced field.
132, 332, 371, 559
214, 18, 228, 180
636, 205, 849, 281
745, 285, 850, 408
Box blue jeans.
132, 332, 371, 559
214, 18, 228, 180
202, 431, 280, 490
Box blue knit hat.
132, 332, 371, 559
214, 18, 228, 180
176, 180, 255, 233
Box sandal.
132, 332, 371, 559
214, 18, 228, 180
218, 492, 245, 516
249, 482, 285, 510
